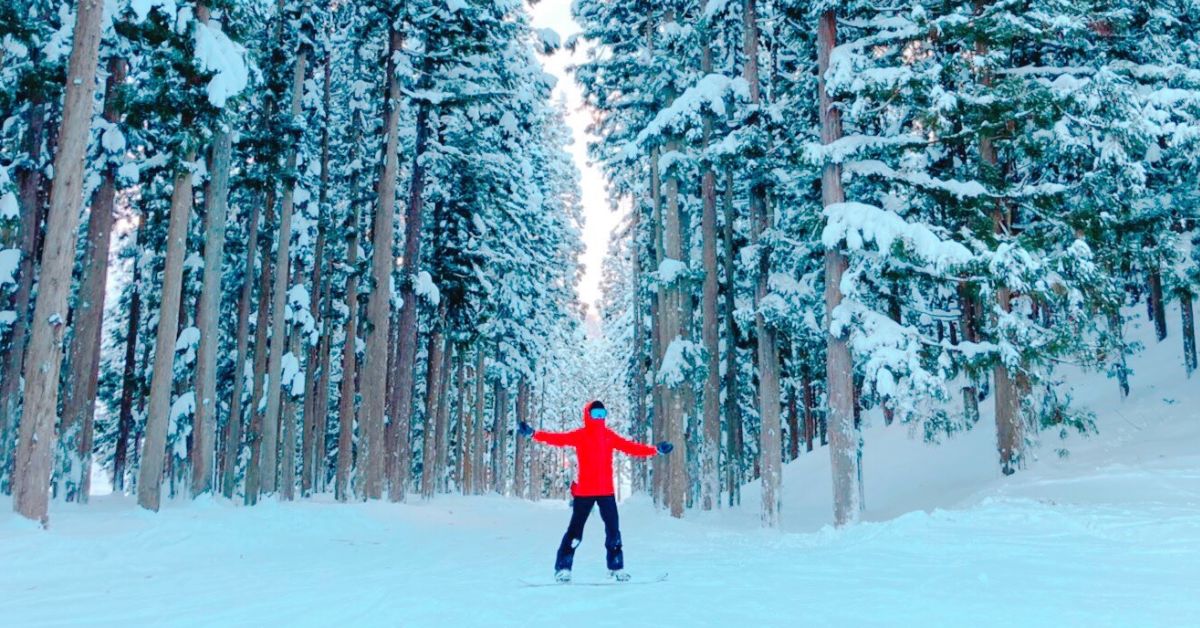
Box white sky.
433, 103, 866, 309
528, 0, 619, 317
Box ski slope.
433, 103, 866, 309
3, 315, 1199, 627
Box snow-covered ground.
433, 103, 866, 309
3, 314, 1199, 627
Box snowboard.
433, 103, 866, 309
520, 573, 668, 587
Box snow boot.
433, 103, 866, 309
609, 570, 631, 582
555, 569, 572, 583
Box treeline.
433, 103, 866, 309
0, 0, 585, 524
583, 0, 1200, 525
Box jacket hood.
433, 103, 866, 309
582, 400, 605, 428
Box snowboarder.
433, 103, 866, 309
518, 400, 673, 583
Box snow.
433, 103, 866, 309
0, 163, 17, 219
99, 122, 125, 153
193, 20, 249, 109
655, 258, 687, 285
535, 28, 561, 54
0, 248, 19, 287
822, 201, 972, 271
637, 74, 749, 143
2, 312, 1198, 626
444, 0, 467, 13
130, 0, 177, 22
415, 270, 440, 306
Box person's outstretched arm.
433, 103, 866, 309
612, 432, 661, 458
520, 422, 579, 447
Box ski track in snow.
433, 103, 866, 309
3, 313, 1200, 627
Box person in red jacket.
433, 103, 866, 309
518, 399, 673, 583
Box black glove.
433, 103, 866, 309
517, 421, 534, 439
656, 441, 674, 455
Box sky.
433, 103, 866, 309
528, 0, 620, 318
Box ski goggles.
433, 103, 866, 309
589, 407, 608, 419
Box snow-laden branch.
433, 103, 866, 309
822, 201, 973, 272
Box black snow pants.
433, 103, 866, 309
554, 495, 623, 571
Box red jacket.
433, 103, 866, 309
533, 401, 658, 497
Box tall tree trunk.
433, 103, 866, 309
191, 106, 233, 498
1182, 291, 1197, 377
745, 0, 782, 528
136, 143, 196, 512
362, 28, 405, 501
818, 8, 860, 527
472, 348, 486, 495
975, 0, 1022, 475
513, 379, 530, 499
334, 199, 361, 501
661, 132, 688, 519
802, 365, 815, 453
435, 341, 454, 493
0, 101, 47, 492
245, 189, 276, 504
721, 168, 741, 506
450, 350, 467, 492
58, 56, 126, 503
698, 34, 721, 512
261, 47, 308, 497
222, 193, 259, 499
300, 53, 333, 497
420, 326, 445, 498
388, 62, 434, 503
491, 380, 509, 495
113, 231, 142, 492
630, 205, 648, 494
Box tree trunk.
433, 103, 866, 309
802, 365, 815, 453
513, 379, 530, 499
245, 189, 276, 504
221, 186, 262, 501
491, 381, 509, 495
113, 230, 142, 492
958, 282, 980, 425
420, 327, 445, 498
0, 100, 47, 493
7, 15, 109, 516
818, 8, 860, 527
472, 348, 486, 495
745, 0, 782, 528
698, 35, 721, 512
56, 56, 126, 503
450, 350, 467, 491
661, 132, 688, 519
974, 0, 1023, 475
261, 47, 307, 497
1182, 291, 1197, 377
1149, 269, 1167, 342
388, 67, 434, 503
721, 168, 741, 506
334, 200, 361, 501
435, 342, 454, 493
135, 141, 196, 512
362, 28, 405, 501
190, 115, 232, 499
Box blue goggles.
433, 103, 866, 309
589, 407, 607, 419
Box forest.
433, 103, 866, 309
1, 0, 1198, 538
